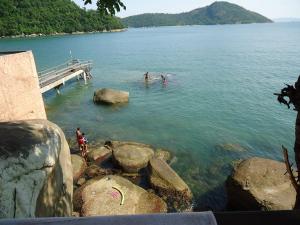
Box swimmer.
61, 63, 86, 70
144, 72, 149, 81
161, 74, 167, 84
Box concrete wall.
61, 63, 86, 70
0, 51, 46, 121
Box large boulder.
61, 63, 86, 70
71, 155, 87, 183
0, 120, 73, 218
113, 142, 154, 173
85, 165, 113, 179
87, 146, 112, 165
226, 157, 297, 210
73, 175, 167, 216
93, 88, 129, 105
149, 158, 192, 211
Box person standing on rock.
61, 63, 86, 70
76, 128, 82, 149
79, 133, 88, 160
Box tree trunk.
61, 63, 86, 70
294, 113, 300, 208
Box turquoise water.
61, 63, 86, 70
1, 23, 300, 210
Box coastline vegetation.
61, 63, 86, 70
0, 0, 124, 37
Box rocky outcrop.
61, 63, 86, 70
93, 88, 129, 105
87, 146, 112, 165
74, 175, 167, 216
113, 142, 154, 173
149, 158, 192, 211
71, 155, 87, 183
85, 165, 113, 179
0, 120, 73, 218
154, 149, 171, 162
226, 157, 296, 210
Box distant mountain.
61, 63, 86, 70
122, 1, 272, 28
0, 0, 124, 37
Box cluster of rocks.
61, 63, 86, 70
0, 118, 297, 219
70, 141, 193, 216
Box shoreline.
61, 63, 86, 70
0, 28, 127, 39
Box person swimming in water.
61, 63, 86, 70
144, 72, 149, 81
161, 74, 167, 84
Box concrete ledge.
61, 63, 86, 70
0, 212, 217, 225
1, 211, 300, 225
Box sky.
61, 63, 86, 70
73, 0, 300, 19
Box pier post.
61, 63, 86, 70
55, 87, 60, 95
83, 72, 87, 84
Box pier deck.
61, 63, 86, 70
39, 59, 92, 94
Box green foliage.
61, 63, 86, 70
83, 0, 126, 15
0, 0, 125, 37
122, 1, 273, 28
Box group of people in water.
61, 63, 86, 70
144, 72, 167, 85
76, 128, 88, 160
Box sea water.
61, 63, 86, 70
1, 23, 300, 210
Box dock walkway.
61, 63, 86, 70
39, 59, 92, 94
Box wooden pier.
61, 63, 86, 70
39, 59, 93, 94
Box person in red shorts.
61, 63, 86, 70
76, 128, 82, 149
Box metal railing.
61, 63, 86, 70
38, 59, 93, 87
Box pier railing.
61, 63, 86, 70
39, 59, 92, 87
38, 59, 93, 93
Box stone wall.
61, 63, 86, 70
0, 51, 46, 121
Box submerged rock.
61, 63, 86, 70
73, 175, 167, 216
217, 143, 247, 152
93, 88, 129, 105
226, 157, 296, 210
71, 154, 87, 183
149, 158, 192, 211
0, 120, 73, 218
113, 142, 154, 173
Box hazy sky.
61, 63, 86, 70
73, 0, 300, 19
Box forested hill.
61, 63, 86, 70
0, 0, 124, 37
122, 1, 272, 28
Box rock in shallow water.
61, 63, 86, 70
73, 175, 167, 216
226, 157, 296, 210
93, 88, 129, 105
149, 158, 192, 211
0, 120, 73, 218
216, 143, 247, 152
113, 142, 154, 173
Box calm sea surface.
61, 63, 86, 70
1, 23, 300, 210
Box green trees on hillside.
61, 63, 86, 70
0, 0, 124, 37
122, 1, 272, 28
